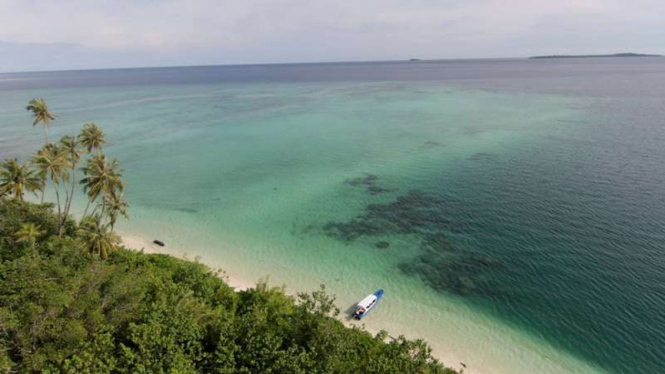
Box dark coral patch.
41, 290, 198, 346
345, 173, 395, 195
176, 207, 198, 214
468, 152, 495, 161
375, 241, 390, 249
322, 188, 502, 297
345, 173, 379, 187
323, 219, 381, 242
324, 190, 453, 242
399, 250, 504, 296
420, 233, 456, 253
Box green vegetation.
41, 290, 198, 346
0, 99, 126, 239
26, 98, 56, 145
0, 99, 458, 373
0, 159, 42, 201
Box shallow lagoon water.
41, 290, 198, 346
1, 59, 664, 374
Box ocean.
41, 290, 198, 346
1, 58, 664, 374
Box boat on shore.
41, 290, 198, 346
353, 289, 384, 319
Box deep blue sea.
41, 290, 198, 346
1, 58, 664, 374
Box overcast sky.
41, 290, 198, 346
1, 0, 664, 72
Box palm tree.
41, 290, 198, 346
78, 215, 119, 260
102, 194, 129, 230
79, 123, 105, 154
80, 154, 124, 218
59, 135, 84, 220
34, 144, 69, 234
0, 158, 41, 200
15, 223, 44, 254
26, 98, 56, 144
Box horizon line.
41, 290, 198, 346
1, 56, 533, 75
2, 51, 661, 75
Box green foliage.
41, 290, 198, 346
0, 199, 457, 374
6, 99, 127, 240
26, 98, 56, 144
33, 144, 70, 235
0, 159, 42, 201
103, 194, 129, 230
14, 222, 44, 254
79, 123, 105, 154
34, 144, 69, 189
59, 135, 84, 225
80, 153, 124, 221
78, 214, 119, 260
13, 99, 129, 253
0, 199, 59, 261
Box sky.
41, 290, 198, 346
1, 0, 664, 72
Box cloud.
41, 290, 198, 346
0, 0, 664, 72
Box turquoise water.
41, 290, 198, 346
1, 60, 664, 374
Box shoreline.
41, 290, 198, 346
121, 234, 257, 292
118, 227, 608, 374
119, 233, 476, 374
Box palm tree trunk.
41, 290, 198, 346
62, 177, 70, 212
110, 214, 116, 230
69, 164, 76, 212
100, 201, 106, 225
44, 128, 49, 145
53, 180, 63, 236
82, 198, 92, 219
61, 185, 70, 234
91, 201, 100, 216
63, 163, 77, 224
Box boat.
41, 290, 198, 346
353, 289, 384, 319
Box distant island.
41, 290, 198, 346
530, 53, 663, 59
